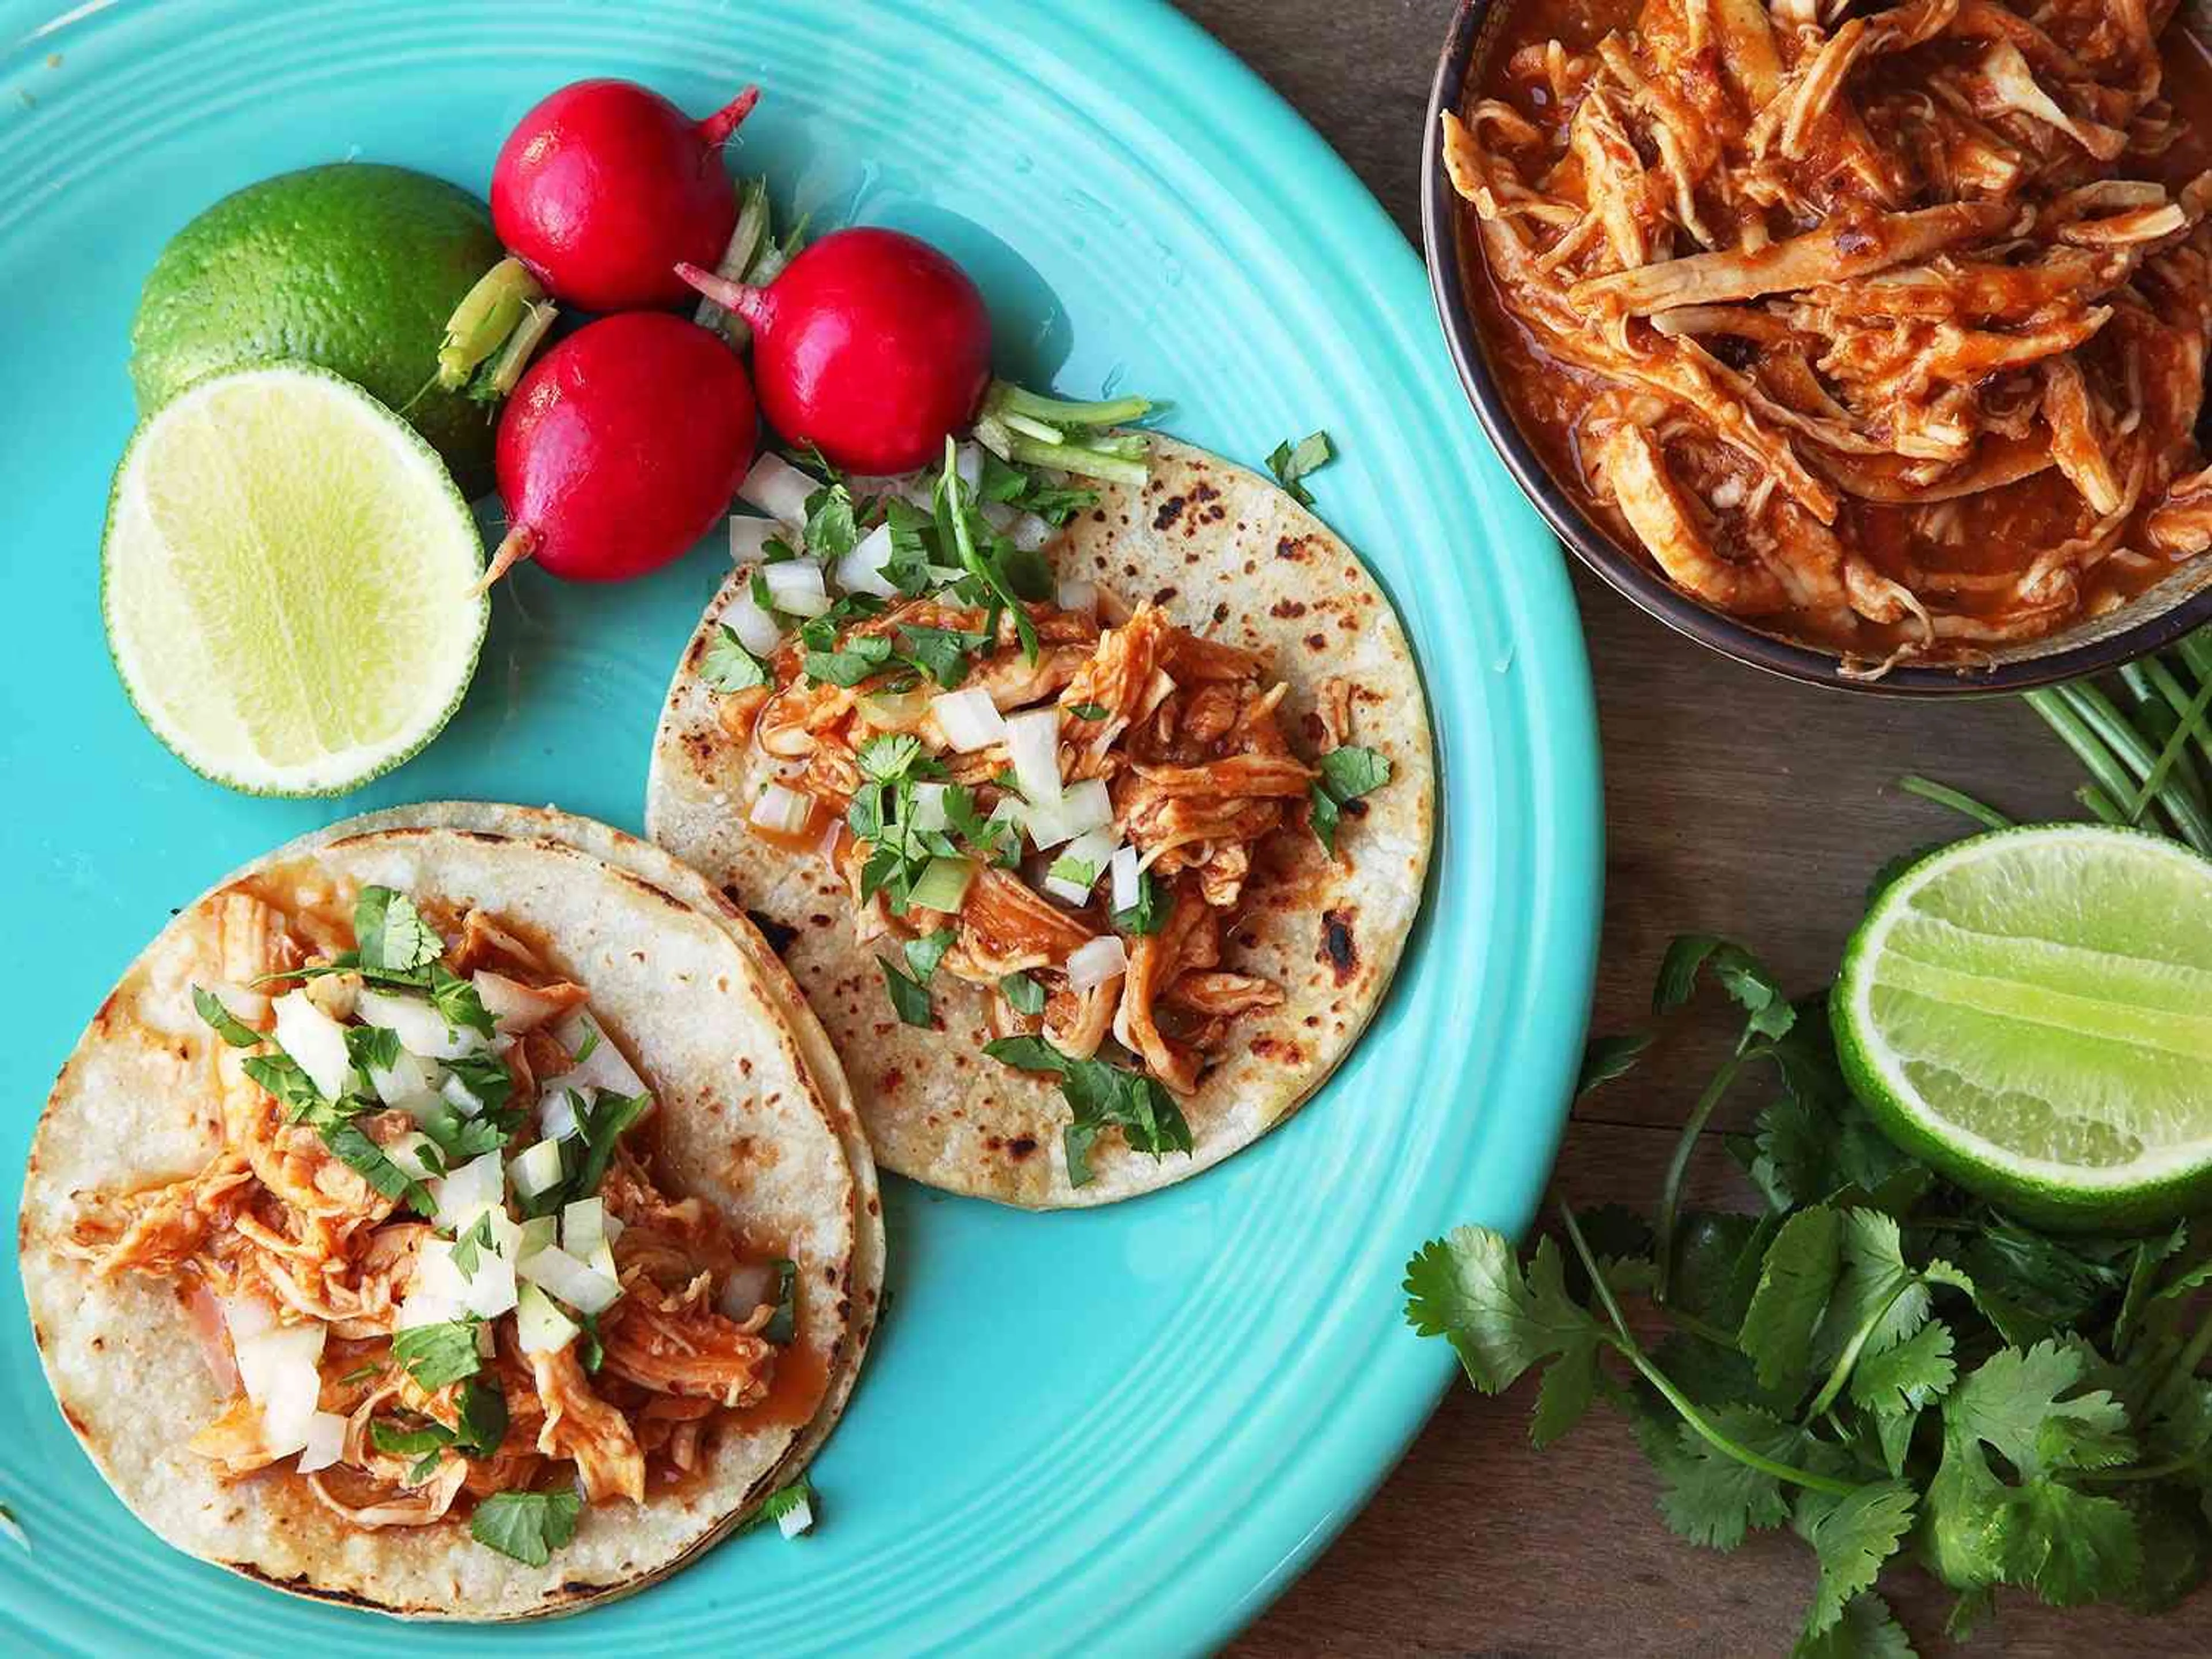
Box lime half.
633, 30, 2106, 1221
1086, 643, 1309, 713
1836, 824, 2212, 1226
103, 362, 487, 796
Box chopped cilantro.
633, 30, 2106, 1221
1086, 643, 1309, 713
241, 1052, 328, 1121
1068, 702, 1110, 721
354, 886, 442, 975
564, 1090, 650, 1206
858, 732, 927, 784
470, 1488, 581, 1567
578, 1310, 605, 1374
391, 1319, 483, 1391
1048, 855, 1097, 887
999, 972, 1047, 1016
450, 1212, 497, 1279
426, 963, 497, 1040
878, 957, 934, 1028
763, 1259, 798, 1346
1310, 745, 1391, 857
703, 624, 772, 693
345, 1023, 402, 1076
370, 1416, 453, 1458
803, 482, 858, 558
805, 631, 895, 688
1264, 429, 1335, 507
1111, 870, 1170, 936
903, 927, 956, 983
980, 1037, 1194, 1185
445, 1051, 516, 1115
897, 623, 991, 688
336, 1361, 385, 1387
323, 1121, 435, 1215
571, 1025, 601, 1066
452, 1377, 509, 1456
192, 986, 264, 1048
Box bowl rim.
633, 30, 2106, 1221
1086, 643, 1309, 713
1418, 0, 2212, 698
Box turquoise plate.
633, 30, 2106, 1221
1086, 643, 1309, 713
0, 1, 1600, 1652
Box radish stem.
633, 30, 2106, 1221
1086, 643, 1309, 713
437, 258, 544, 391
695, 84, 760, 147
693, 176, 772, 344
476, 524, 541, 594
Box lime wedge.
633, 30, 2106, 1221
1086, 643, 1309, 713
103, 363, 487, 796
1835, 824, 2212, 1225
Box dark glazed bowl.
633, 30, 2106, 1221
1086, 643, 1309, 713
1421, 0, 2212, 695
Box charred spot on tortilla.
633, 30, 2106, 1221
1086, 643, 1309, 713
1321, 908, 1360, 986
738, 902, 798, 955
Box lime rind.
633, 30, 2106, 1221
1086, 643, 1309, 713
101, 361, 487, 797
1836, 824, 2212, 1225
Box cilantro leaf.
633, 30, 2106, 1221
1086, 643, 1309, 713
878, 957, 934, 1028
1739, 1206, 1842, 1392
578, 1310, 605, 1374
470, 1489, 581, 1567
1317, 744, 1390, 801
1790, 1593, 1915, 1658
426, 964, 496, 1041
741, 1476, 817, 1538
1796, 1480, 1916, 1638
903, 927, 956, 984
806, 632, 895, 688
1576, 1031, 1652, 1098
999, 972, 1046, 1016
703, 624, 772, 693
1635, 1403, 1816, 1551
450, 1212, 497, 1279
323, 1121, 434, 1215
452, 1377, 508, 1456
802, 483, 858, 558
1403, 1228, 1604, 1435
370, 1416, 453, 1457
569, 1090, 650, 1203
1265, 429, 1335, 506
1308, 782, 1342, 856
1653, 935, 1796, 1038
896, 624, 990, 688
345, 1022, 402, 1077
1850, 1319, 1957, 1419
192, 986, 264, 1048
858, 732, 926, 784
354, 886, 442, 974
241, 1052, 327, 1120
391, 1319, 483, 1390
1068, 702, 1109, 721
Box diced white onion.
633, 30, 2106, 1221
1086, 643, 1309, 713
718, 1262, 775, 1320
834, 522, 900, 599
738, 453, 817, 525
1065, 935, 1130, 992
518, 1215, 558, 1259
517, 1244, 622, 1316
1056, 578, 1099, 614
910, 782, 950, 834
223, 1295, 275, 1343
778, 1494, 815, 1538
1024, 778, 1113, 850
1063, 825, 1119, 874
271, 990, 351, 1100
439, 1071, 484, 1118
561, 1198, 608, 1262
956, 441, 983, 491
931, 688, 1005, 753
725, 579, 786, 654
539, 1086, 586, 1141
356, 987, 488, 1062
1043, 872, 1093, 907
729, 514, 783, 565
387, 1132, 441, 1183
554, 1013, 648, 1099
979, 499, 1016, 532
516, 1283, 579, 1354
430, 1151, 506, 1233
1111, 844, 1142, 911
1003, 709, 1065, 803
509, 1137, 566, 1201
751, 782, 815, 836
763, 559, 831, 618
369, 1045, 442, 1116
1014, 512, 1055, 553
472, 971, 567, 1035
234, 1321, 325, 1457
297, 1410, 347, 1474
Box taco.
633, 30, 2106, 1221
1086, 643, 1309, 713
18, 805, 878, 1619
647, 434, 1435, 1207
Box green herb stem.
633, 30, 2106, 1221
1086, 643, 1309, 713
1654, 1049, 1758, 1302
2029, 685, 2212, 854
2075, 783, 2128, 826
1804, 1273, 1915, 1421
1897, 775, 2012, 833
694, 176, 772, 345
988, 381, 1153, 428
1560, 1206, 1857, 1499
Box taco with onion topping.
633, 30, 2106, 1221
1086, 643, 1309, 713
18, 805, 879, 1619
647, 433, 1435, 1207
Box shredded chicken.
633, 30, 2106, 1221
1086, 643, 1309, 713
1447, 0, 2212, 664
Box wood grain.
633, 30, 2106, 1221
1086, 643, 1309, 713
1170, 1, 2183, 1652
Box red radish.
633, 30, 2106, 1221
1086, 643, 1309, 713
480, 312, 757, 589
493, 78, 759, 313
676, 227, 993, 475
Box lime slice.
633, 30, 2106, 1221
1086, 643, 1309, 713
103, 363, 487, 796
1835, 824, 2212, 1225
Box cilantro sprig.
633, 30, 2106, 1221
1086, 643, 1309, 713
1407, 929, 2212, 1650
982, 1037, 1193, 1187
1309, 745, 1392, 857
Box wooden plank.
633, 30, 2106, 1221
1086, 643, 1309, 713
1169, 0, 2187, 1651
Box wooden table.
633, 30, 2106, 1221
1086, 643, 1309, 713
1181, 2, 2158, 1652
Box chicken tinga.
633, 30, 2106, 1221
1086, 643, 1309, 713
649, 434, 1434, 1207
19, 810, 876, 1619
1445, 0, 2212, 668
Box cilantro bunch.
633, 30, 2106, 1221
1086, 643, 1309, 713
1407, 938, 2212, 1656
